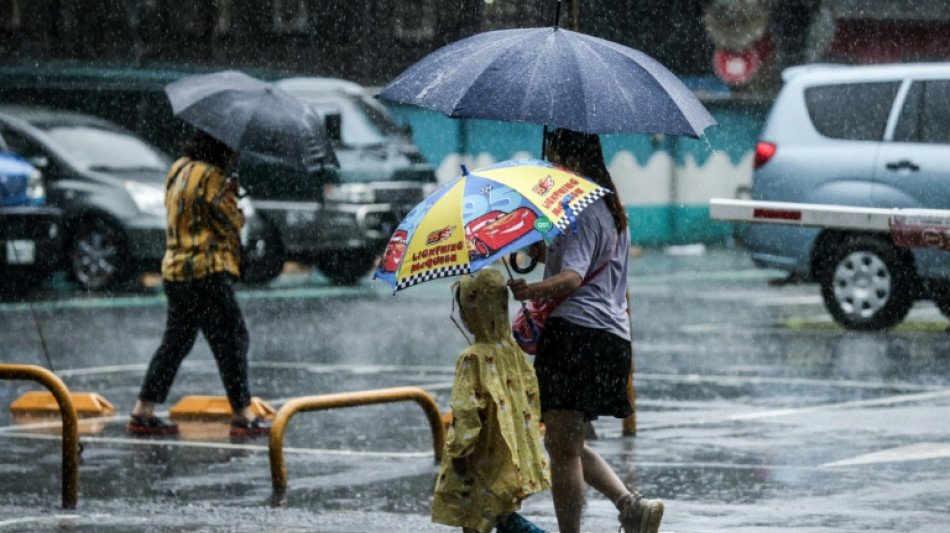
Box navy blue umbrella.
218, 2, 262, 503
378, 26, 716, 138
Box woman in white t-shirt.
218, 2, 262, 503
507, 128, 663, 533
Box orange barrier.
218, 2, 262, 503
269, 386, 445, 489
0, 364, 79, 509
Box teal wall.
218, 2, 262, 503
386, 100, 768, 246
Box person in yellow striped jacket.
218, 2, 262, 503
127, 131, 270, 437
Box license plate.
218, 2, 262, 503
6, 240, 36, 264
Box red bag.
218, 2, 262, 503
512, 296, 566, 355
511, 233, 620, 354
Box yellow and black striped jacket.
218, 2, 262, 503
161, 157, 244, 281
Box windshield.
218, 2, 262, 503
298, 93, 401, 147
43, 125, 169, 171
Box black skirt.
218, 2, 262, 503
534, 316, 634, 422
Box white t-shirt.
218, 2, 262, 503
545, 197, 631, 341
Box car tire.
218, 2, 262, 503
241, 223, 285, 285
314, 248, 377, 286
68, 218, 132, 291
817, 235, 915, 331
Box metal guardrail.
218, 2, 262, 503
0, 363, 79, 509
269, 386, 445, 489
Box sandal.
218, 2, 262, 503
126, 414, 179, 436
230, 417, 271, 437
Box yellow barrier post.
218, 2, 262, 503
269, 386, 445, 489
0, 364, 79, 509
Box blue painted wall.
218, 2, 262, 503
385, 99, 769, 246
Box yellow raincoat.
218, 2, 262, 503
432, 269, 550, 532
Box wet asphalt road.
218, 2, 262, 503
2, 244, 950, 532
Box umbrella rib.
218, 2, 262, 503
447, 29, 549, 117
582, 34, 714, 135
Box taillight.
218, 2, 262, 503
753, 141, 776, 169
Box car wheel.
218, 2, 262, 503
817, 235, 914, 331
241, 223, 285, 285
68, 218, 132, 291
314, 248, 377, 286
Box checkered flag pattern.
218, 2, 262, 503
553, 188, 609, 232
396, 263, 471, 291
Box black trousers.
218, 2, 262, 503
138, 272, 251, 411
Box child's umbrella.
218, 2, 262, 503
373, 158, 609, 343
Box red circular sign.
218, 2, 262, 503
713, 36, 774, 85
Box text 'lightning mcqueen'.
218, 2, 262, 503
465, 207, 537, 261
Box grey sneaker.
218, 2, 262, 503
617, 492, 664, 533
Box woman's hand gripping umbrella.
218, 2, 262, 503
373, 158, 609, 346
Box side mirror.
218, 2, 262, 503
28, 156, 49, 169
324, 113, 342, 144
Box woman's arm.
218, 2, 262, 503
507, 269, 582, 301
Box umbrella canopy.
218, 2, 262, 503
374, 158, 608, 293
377, 26, 717, 138
165, 70, 337, 172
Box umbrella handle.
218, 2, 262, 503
509, 252, 537, 274
512, 304, 540, 345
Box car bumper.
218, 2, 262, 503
742, 223, 819, 278
253, 201, 393, 260
123, 215, 167, 266
1, 206, 63, 278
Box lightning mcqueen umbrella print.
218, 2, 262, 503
373, 159, 608, 293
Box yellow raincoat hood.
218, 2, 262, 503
457, 269, 512, 344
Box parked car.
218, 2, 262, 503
0, 105, 271, 291
0, 65, 436, 285
271, 77, 437, 283
744, 63, 950, 330
0, 132, 61, 298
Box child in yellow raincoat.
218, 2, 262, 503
432, 269, 551, 533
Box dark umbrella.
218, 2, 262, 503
165, 70, 337, 171
378, 26, 717, 138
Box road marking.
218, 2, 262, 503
821, 442, 950, 468
636, 389, 950, 430
0, 515, 85, 527
629, 269, 784, 285
0, 285, 382, 313
636, 372, 942, 392
0, 431, 434, 458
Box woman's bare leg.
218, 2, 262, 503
543, 410, 587, 533
581, 444, 631, 506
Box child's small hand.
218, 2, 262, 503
452, 457, 468, 476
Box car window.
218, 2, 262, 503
893, 81, 923, 143
298, 93, 396, 147
804, 82, 900, 141
894, 80, 950, 144
0, 127, 47, 161
41, 125, 169, 171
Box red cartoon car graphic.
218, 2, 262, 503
380, 229, 408, 273
464, 207, 538, 261
426, 225, 455, 245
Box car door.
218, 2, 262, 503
874, 79, 950, 210
874, 78, 950, 279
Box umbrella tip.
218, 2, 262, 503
460, 164, 470, 176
